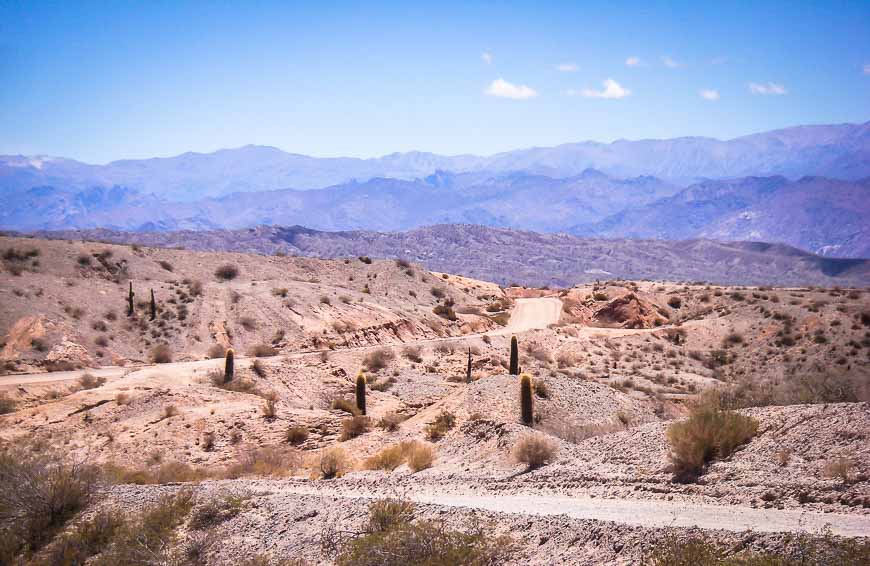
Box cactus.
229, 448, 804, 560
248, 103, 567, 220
356, 370, 367, 415
509, 335, 519, 375
520, 373, 534, 425
127, 281, 135, 317
466, 348, 473, 383
224, 348, 235, 384
150, 289, 156, 321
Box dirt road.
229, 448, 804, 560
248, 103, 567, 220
277, 484, 870, 537
0, 297, 565, 389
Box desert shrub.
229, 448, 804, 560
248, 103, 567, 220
364, 444, 408, 471
261, 392, 278, 419
76, 254, 92, 267
286, 426, 309, 445
402, 345, 423, 363
364, 347, 395, 372
533, 378, 550, 398
0, 394, 16, 415
77, 372, 106, 390
207, 343, 226, 358
189, 491, 248, 530
405, 442, 435, 472
369, 375, 397, 392
271, 287, 289, 298
224, 446, 299, 479
248, 343, 278, 357
593, 292, 609, 301
215, 264, 239, 281
320, 447, 349, 479
376, 412, 405, 431
320, 295, 332, 305
512, 434, 557, 470
150, 343, 172, 363
157, 260, 173, 271
251, 359, 267, 378
667, 296, 682, 309
0, 447, 98, 557
96, 491, 193, 565
823, 456, 855, 484
336, 509, 512, 566
239, 316, 258, 330
340, 416, 370, 441
367, 499, 415, 533
430, 287, 446, 299
433, 304, 457, 321
41, 510, 123, 565
424, 411, 456, 441
332, 397, 361, 415
648, 532, 870, 566
667, 404, 758, 482
358, 256, 372, 264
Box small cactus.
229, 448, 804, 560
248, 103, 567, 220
224, 348, 235, 384
127, 281, 135, 317
466, 348, 472, 383
356, 370, 367, 415
150, 289, 156, 321
509, 335, 519, 375
520, 373, 534, 426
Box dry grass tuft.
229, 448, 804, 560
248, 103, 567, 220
512, 433, 558, 470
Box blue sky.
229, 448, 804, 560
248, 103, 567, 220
1, 0, 868, 163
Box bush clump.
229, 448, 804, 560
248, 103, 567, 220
150, 343, 173, 363
214, 264, 239, 281
340, 416, 370, 441
667, 402, 758, 482
512, 433, 557, 470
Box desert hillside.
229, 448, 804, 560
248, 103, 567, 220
0, 236, 868, 565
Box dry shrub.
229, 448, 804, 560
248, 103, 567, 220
424, 411, 456, 441
0, 393, 16, 415
77, 372, 106, 390
512, 433, 557, 470
150, 343, 172, 363
376, 412, 406, 432
224, 446, 299, 479
251, 359, 267, 378
667, 403, 758, 482
363, 441, 434, 473
40, 510, 123, 566
823, 456, 855, 484
239, 316, 258, 330
261, 392, 278, 419
336, 501, 512, 566
340, 415, 370, 441
207, 343, 226, 359
189, 491, 248, 530
161, 404, 179, 419
402, 346, 423, 363
332, 397, 361, 415
104, 461, 207, 485
215, 264, 239, 281
248, 343, 278, 357
286, 426, 309, 445
364, 347, 395, 372
320, 447, 349, 479
0, 447, 98, 558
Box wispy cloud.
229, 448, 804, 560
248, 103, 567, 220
485, 78, 538, 99
661, 56, 682, 68
556, 62, 578, 72
864, 63, 870, 75
570, 79, 631, 99
699, 89, 720, 101
481, 51, 492, 64
748, 81, 787, 95
625, 56, 641, 67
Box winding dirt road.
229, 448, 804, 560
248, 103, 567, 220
0, 297, 564, 389
276, 485, 870, 537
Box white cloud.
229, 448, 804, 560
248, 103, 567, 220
574, 79, 631, 99
748, 81, 787, 95
661, 56, 681, 68
481, 51, 492, 64
699, 89, 720, 100
625, 56, 641, 67
556, 62, 578, 72
485, 78, 538, 99
864, 63, 870, 75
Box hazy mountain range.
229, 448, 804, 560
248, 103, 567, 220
1, 121, 868, 258
29, 224, 870, 287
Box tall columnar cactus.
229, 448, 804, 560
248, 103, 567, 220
520, 373, 534, 426
224, 348, 235, 384
466, 348, 473, 383
127, 281, 135, 317
509, 335, 519, 375
356, 370, 367, 415
150, 289, 157, 321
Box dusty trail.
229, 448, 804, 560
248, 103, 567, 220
275, 484, 870, 537
0, 297, 564, 389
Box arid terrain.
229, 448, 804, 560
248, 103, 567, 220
1, 235, 868, 565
